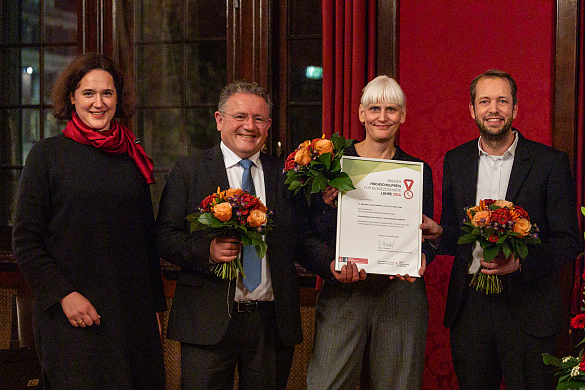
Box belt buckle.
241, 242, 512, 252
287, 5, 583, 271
237, 300, 257, 312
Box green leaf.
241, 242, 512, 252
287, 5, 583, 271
311, 174, 328, 194
483, 246, 500, 262
329, 158, 341, 173
317, 152, 332, 170
516, 242, 528, 260
542, 353, 562, 367
198, 213, 214, 225
287, 180, 303, 191
328, 173, 355, 192
457, 233, 477, 244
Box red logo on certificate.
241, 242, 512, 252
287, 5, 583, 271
403, 179, 414, 199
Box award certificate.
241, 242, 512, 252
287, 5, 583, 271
335, 156, 423, 276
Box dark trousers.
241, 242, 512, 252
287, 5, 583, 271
450, 287, 555, 390
180, 304, 294, 390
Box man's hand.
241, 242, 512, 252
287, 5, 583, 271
480, 253, 519, 275
421, 214, 442, 243
389, 253, 427, 283
209, 236, 242, 264
61, 292, 100, 328
330, 260, 366, 283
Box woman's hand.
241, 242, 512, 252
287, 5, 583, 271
389, 253, 427, 283
421, 214, 442, 243
321, 186, 339, 208
61, 292, 100, 327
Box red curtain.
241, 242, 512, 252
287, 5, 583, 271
322, 0, 377, 140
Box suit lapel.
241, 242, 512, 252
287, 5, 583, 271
459, 141, 480, 207
260, 152, 277, 212
506, 133, 532, 202
205, 145, 230, 191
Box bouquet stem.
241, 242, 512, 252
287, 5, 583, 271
213, 254, 246, 280
470, 267, 502, 294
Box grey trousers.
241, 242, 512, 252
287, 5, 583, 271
306, 275, 429, 390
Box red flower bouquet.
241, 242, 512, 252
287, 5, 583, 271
457, 199, 541, 294
187, 187, 273, 280
284, 133, 355, 202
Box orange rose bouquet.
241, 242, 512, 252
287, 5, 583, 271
284, 133, 355, 203
457, 199, 541, 294
186, 187, 273, 280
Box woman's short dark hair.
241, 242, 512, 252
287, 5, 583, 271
51, 53, 135, 120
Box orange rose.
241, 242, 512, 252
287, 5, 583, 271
294, 147, 312, 166
312, 138, 334, 155
299, 140, 311, 149
225, 188, 245, 198
494, 200, 514, 208
212, 202, 232, 222
254, 200, 268, 213
247, 209, 267, 227
471, 210, 490, 227
466, 206, 481, 221
513, 218, 531, 237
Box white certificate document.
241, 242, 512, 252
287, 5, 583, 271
335, 156, 423, 276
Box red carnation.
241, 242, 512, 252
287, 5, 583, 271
571, 314, 585, 329
491, 208, 512, 224
200, 194, 218, 211
580, 361, 585, 371
488, 235, 499, 243
513, 206, 530, 220
484, 199, 495, 206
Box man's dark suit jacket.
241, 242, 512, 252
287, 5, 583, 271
440, 131, 581, 338
156, 145, 303, 346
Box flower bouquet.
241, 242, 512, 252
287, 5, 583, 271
186, 187, 272, 280
457, 199, 541, 294
284, 133, 356, 203
543, 207, 585, 389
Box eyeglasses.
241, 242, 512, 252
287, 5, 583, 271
220, 111, 270, 128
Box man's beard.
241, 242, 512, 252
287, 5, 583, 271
476, 116, 513, 143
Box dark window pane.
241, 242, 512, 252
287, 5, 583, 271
45, 1, 77, 43
21, 109, 40, 162
187, 0, 226, 39
135, 0, 185, 43
44, 46, 78, 104
20, 0, 41, 44
21, 48, 40, 105
0, 48, 23, 106
136, 108, 183, 169
186, 107, 220, 154
289, 39, 322, 102
0, 169, 21, 225
0, 109, 22, 166
45, 111, 68, 138
290, 0, 321, 36
186, 42, 227, 105
288, 106, 322, 153
136, 44, 184, 107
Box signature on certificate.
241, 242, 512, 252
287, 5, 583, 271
378, 240, 395, 249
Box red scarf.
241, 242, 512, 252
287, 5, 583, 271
63, 113, 155, 184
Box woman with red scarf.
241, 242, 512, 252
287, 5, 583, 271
12, 54, 166, 389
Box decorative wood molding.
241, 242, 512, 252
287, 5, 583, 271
376, 0, 397, 78
554, 0, 578, 166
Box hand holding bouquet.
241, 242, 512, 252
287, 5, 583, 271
457, 199, 540, 294
284, 133, 355, 203
187, 187, 272, 280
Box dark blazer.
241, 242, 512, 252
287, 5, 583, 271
440, 131, 581, 337
156, 145, 303, 346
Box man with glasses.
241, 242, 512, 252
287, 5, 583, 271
156, 81, 304, 389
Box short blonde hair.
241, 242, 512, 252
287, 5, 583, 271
360, 75, 406, 110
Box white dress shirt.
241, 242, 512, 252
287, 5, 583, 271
220, 142, 274, 301
469, 131, 518, 273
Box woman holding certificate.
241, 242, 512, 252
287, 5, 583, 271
303, 75, 437, 389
